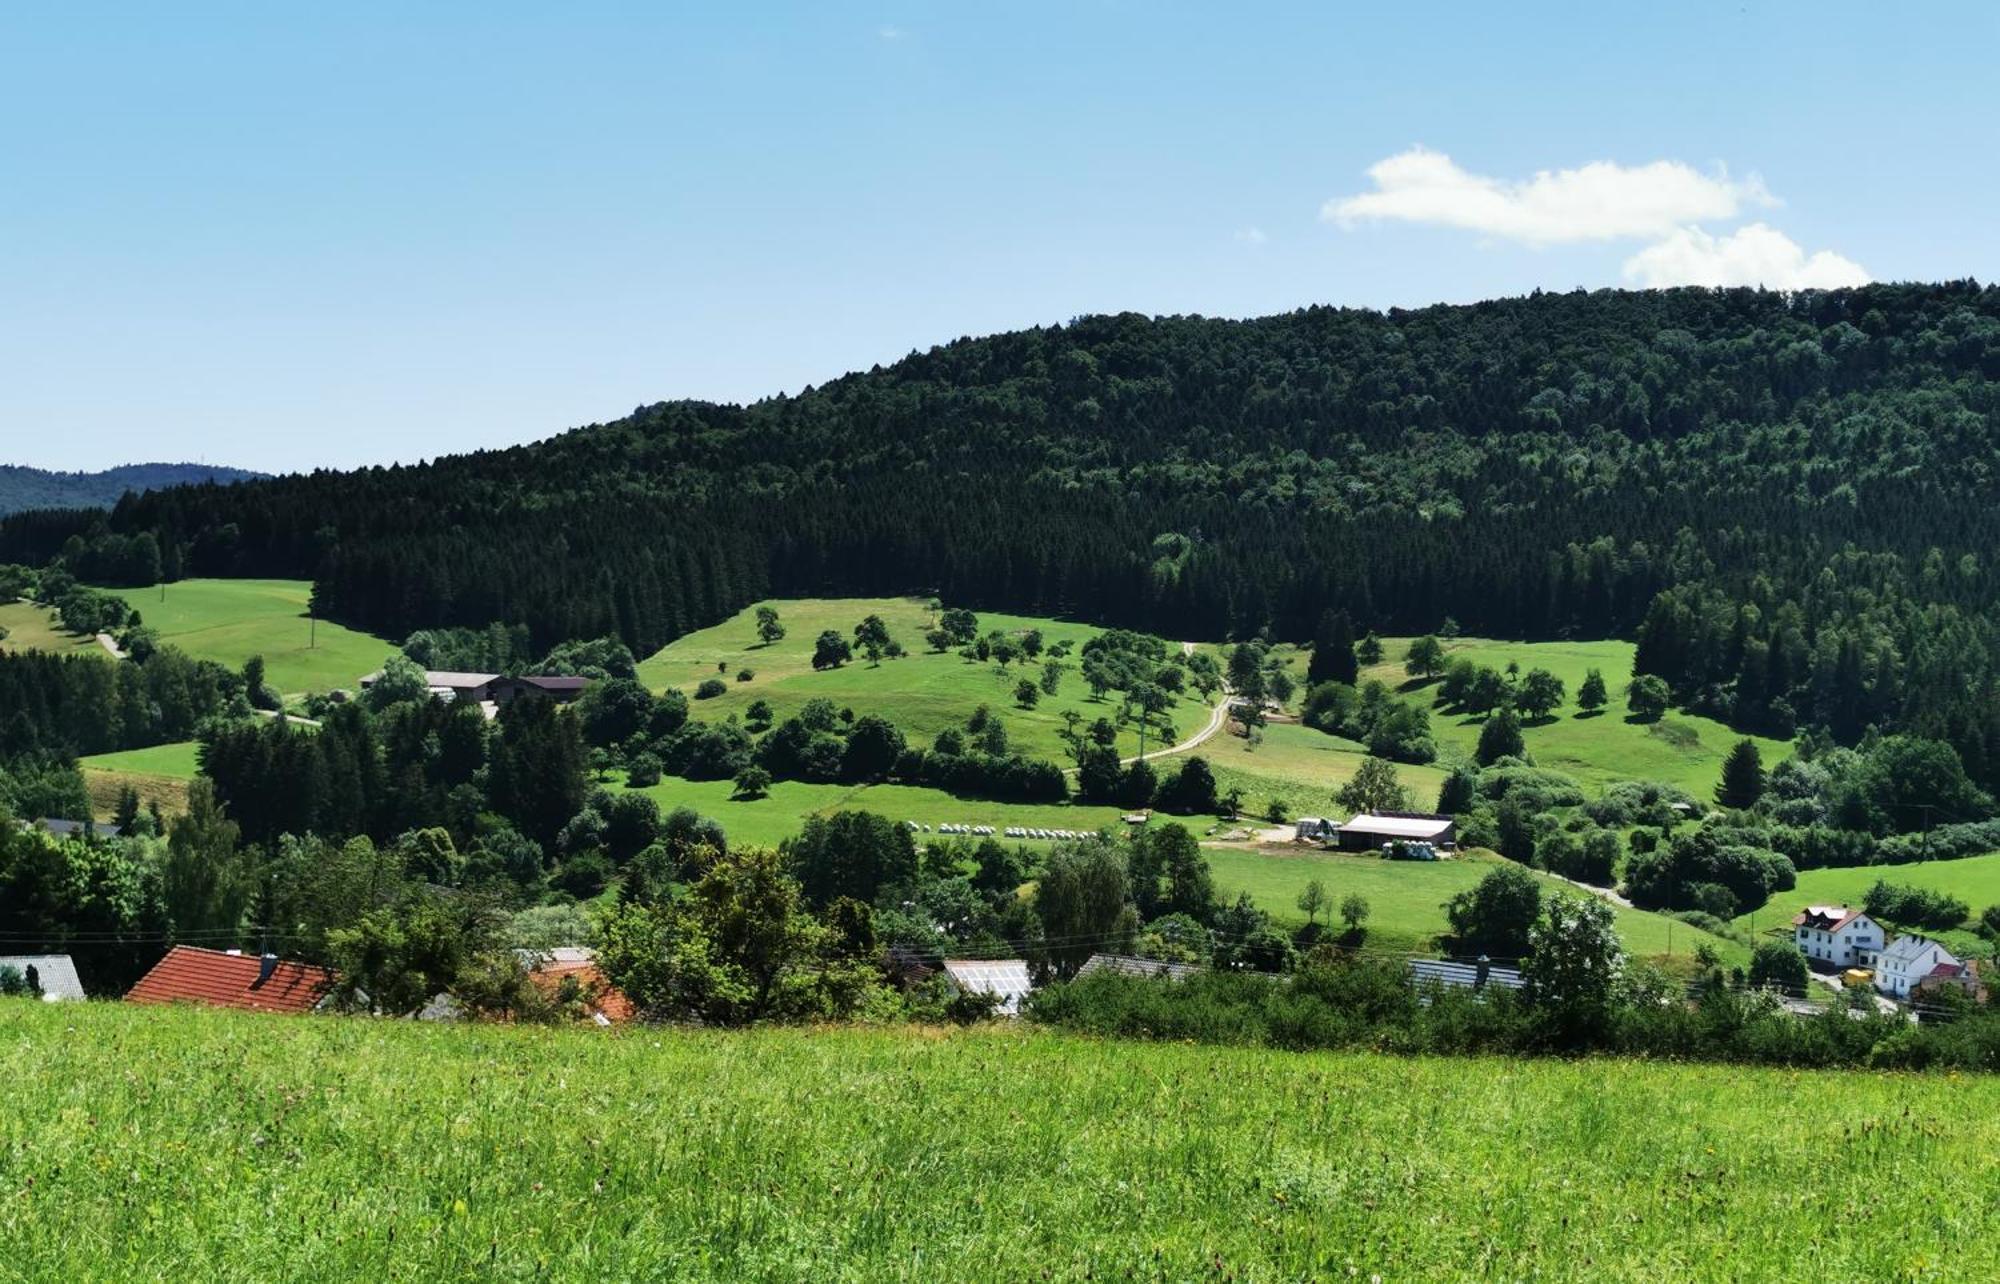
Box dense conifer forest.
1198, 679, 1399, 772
0, 462, 262, 518
9, 283, 2000, 783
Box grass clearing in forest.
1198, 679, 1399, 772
1, 999, 1990, 1281
636, 597, 1218, 763
102, 578, 396, 695
77, 741, 203, 822
0, 599, 102, 656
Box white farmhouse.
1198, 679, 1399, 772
1874, 935, 1962, 1001
1790, 905, 1884, 969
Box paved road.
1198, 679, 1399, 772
94, 632, 124, 659
1805, 968, 1902, 1016
254, 708, 323, 728
1544, 871, 1635, 909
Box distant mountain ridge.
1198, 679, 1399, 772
0, 462, 265, 517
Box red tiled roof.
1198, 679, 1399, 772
530, 960, 635, 1023
125, 946, 336, 1014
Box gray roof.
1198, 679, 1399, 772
1879, 934, 1956, 967
1408, 958, 1525, 992
0, 954, 86, 1001
942, 959, 1034, 1016
1077, 953, 1204, 982
32, 818, 101, 838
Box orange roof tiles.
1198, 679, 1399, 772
530, 959, 636, 1023
125, 946, 335, 1015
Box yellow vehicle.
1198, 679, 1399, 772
1842, 968, 1874, 988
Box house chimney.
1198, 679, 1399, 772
258, 953, 278, 985
1475, 954, 1491, 990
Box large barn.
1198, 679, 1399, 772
1329, 811, 1456, 852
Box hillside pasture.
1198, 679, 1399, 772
1200, 720, 1450, 823
618, 773, 1159, 851
636, 598, 1217, 763
102, 578, 395, 695
1208, 846, 1749, 969
1360, 636, 1794, 796
1730, 851, 2000, 959
2, 1000, 1991, 1281
77, 741, 201, 821
0, 599, 102, 656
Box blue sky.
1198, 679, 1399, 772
2, 2, 1994, 473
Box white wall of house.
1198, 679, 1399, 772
1874, 937, 1959, 999
1793, 915, 1883, 968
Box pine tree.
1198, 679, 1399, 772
1307, 608, 1358, 686
1716, 739, 1766, 809
1576, 668, 1608, 714
1476, 709, 1525, 765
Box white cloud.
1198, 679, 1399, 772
1622, 222, 1870, 289
1323, 146, 1772, 246
1234, 226, 1268, 245
878, 25, 906, 40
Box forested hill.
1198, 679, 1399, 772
0, 462, 263, 518
10, 283, 2000, 782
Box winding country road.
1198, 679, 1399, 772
1061, 640, 1235, 775
1119, 687, 1233, 767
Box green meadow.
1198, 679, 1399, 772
79, 740, 203, 779
636, 597, 1218, 763
616, 773, 1145, 850
0, 599, 102, 656
1201, 720, 1451, 821
1729, 851, 2000, 957
104, 578, 395, 695
2, 999, 1990, 1282
1361, 636, 1795, 796
76, 741, 203, 821
1208, 845, 1749, 969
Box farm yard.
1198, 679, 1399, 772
2, 999, 1992, 1282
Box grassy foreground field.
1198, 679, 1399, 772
637, 597, 1217, 763
2, 1001, 1991, 1282
103, 578, 395, 695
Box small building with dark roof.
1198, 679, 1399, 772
1077, 953, 1204, 982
